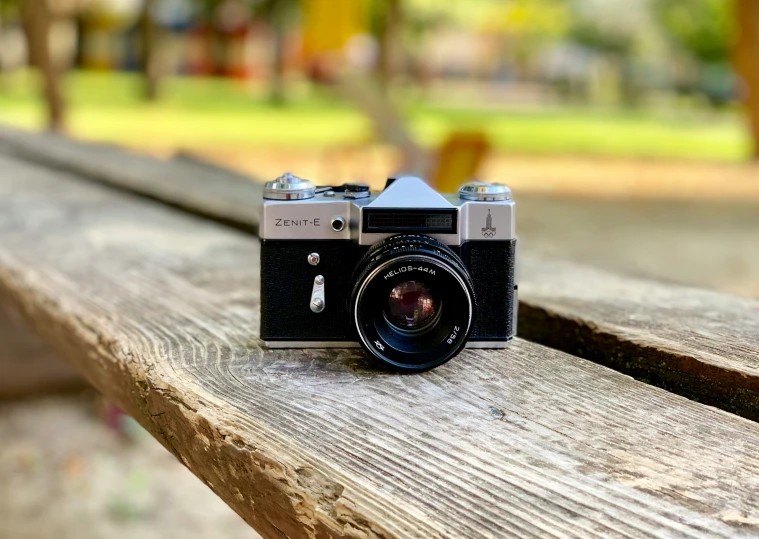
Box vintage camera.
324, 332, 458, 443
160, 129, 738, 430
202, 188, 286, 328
259, 173, 517, 371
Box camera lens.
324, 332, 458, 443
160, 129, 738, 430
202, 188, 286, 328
349, 235, 475, 371
384, 281, 439, 333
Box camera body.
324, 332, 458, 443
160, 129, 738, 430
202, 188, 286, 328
259, 174, 517, 371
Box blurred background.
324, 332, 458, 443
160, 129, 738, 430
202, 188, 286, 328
2, 0, 759, 186
2, 0, 759, 537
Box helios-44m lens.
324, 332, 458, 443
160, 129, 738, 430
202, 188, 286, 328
349, 235, 475, 371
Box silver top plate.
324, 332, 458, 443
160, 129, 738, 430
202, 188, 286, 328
260, 176, 515, 243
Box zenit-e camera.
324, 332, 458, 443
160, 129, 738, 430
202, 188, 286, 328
259, 173, 517, 371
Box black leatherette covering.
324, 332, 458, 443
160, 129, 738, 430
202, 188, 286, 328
461, 240, 516, 339
260, 240, 361, 341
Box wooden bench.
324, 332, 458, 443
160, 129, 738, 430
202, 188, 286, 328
1, 126, 759, 538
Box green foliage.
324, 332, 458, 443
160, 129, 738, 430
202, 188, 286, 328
653, 0, 733, 63
250, 0, 300, 23
404, 0, 570, 40
0, 0, 19, 20
191, 0, 300, 23
403, 0, 501, 30
499, 0, 570, 41
569, 21, 633, 55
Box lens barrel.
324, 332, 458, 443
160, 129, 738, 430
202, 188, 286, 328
349, 235, 475, 371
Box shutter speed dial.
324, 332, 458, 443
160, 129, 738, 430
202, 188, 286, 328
458, 181, 511, 201
264, 172, 316, 200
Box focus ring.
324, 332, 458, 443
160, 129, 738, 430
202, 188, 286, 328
350, 235, 472, 308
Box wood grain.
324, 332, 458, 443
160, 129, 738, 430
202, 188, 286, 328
3, 154, 759, 537
518, 258, 759, 420
0, 306, 85, 399
4, 127, 759, 421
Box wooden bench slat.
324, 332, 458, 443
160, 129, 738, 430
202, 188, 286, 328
0, 125, 261, 233
518, 259, 759, 420
4, 126, 759, 420
2, 153, 759, 537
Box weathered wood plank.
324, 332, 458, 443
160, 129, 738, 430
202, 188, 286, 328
4, 126, 759, 421
0, 124, 261, 233
0, 306, 85, 399
3, 154, 759, 538
518, 258, 759, 419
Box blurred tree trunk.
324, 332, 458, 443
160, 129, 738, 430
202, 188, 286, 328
270, 8, 286, 105
377, 0, 402, 91
21, 0, 65, 132
140, 0, 160, 101
261, 0, 300, 104
0, 11, 6, 93
734, 0, 759, 159
73, 13, 85, 69
0, 9, 4, 73
0, 9, 7, 94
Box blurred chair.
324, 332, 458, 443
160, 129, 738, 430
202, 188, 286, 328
430, 131, 490, 193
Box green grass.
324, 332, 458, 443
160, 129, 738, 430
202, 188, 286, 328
0, 70, 750, 161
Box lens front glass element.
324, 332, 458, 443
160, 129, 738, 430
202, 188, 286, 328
384, 281, 440, 333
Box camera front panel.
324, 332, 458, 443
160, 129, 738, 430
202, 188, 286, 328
260, 240, 363, 342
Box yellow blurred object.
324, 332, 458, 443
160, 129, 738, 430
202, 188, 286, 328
80, 0, 140, 70
488, 0, 569, 38
301, 0, 368, 56
431, 132, 491, 193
